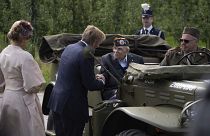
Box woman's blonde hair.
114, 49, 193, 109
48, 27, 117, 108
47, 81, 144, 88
82, 25, 106, 46
7, 20, 33, 42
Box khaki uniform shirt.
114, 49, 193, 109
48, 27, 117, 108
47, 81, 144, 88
160, 47, 210, 66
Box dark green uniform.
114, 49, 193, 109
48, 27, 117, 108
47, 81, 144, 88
160, 47, 210, 66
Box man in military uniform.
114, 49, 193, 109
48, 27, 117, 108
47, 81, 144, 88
160, 27, 210, 66
135, 3, 165, 40
100, 37, 144, 100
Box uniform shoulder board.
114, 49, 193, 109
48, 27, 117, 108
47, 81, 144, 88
158, 30, 162, 37
165, 47, 181, 55
201, 47, 210, 50
201, 47, 210, 54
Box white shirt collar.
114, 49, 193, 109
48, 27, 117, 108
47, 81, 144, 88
118, 55, 128, 68
144, 25, 153, 32
124, 55, 128, 62
81, 40, 88, 46
117, 54, 127, 62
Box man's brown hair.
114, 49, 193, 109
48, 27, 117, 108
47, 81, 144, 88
82, 25, 106, 46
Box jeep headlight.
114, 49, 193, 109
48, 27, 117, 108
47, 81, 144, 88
123, 75, 134, 84
179, 99, 203, 127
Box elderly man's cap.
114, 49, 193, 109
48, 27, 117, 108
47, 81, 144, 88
182, 27, 200, 39
114, 37, 129, 46
141, 3, 153, 17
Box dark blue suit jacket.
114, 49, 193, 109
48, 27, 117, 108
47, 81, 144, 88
100, 52, 144, 90
136, 27, 165, 40
48, 41, 104, 122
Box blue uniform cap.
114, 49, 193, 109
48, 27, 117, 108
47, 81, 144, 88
142, 9, 153, 17
114, 37, 129, 46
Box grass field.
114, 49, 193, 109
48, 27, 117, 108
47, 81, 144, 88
36, 59, 52, 83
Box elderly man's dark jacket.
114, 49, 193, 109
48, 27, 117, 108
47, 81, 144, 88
100, 52, 144, 91
160, 47, 210, 66
136, 27, 165, 40
48, 41, 104, 122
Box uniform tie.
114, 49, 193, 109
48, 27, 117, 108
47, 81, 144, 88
145, 29, 148, 34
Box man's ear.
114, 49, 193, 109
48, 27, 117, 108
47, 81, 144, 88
112, 46, 116, 52
195, 40, 199, 44
151, 16, 154, 22
126, 46, 130, 52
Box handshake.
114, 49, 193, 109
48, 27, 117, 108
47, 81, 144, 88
96, 74, 105, 85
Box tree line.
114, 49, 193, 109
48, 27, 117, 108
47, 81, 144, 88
0, 0, 210, 50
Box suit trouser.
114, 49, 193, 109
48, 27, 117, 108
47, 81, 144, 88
52, 111, 85, 136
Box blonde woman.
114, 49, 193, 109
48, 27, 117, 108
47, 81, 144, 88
0, 20, 45, 136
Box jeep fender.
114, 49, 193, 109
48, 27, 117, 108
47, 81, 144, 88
101, 106, 187, 136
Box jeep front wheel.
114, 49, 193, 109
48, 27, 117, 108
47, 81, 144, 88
116, 129, 146, 136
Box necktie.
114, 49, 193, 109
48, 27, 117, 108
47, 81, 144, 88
145, 29, 148, 34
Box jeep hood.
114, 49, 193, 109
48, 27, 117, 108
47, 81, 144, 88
126, 63, 210, 80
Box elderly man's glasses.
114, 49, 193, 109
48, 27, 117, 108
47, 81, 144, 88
180, 38, 196, 44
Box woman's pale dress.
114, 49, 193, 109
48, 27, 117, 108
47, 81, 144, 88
0, 61, 4, 118
0, 45, 45, 136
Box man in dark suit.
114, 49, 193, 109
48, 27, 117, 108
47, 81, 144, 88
100, 37, 144, 100
135, 3, 165, 40
48, 25, 106, 136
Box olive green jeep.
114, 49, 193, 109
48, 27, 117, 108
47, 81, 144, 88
39, 34, 210, 136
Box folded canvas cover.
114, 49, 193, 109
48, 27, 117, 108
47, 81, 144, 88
39, 34, 170, 63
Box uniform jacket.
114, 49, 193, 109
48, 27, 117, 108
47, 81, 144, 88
48, 41, 104, 122
160, 47, 210, 66
100, 52, 144, 90
136, 27, 165, 40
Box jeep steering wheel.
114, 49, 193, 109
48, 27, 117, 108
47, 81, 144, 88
176, 51, 210, 65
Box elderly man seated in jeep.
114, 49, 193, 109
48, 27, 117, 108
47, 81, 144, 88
100, 37, 144, 100
160, 27, 210, 66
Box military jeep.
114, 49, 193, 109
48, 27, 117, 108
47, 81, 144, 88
39, 34, 210, 136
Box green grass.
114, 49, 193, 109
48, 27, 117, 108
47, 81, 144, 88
35, 51, 52, 84
37, 60, 52, 84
